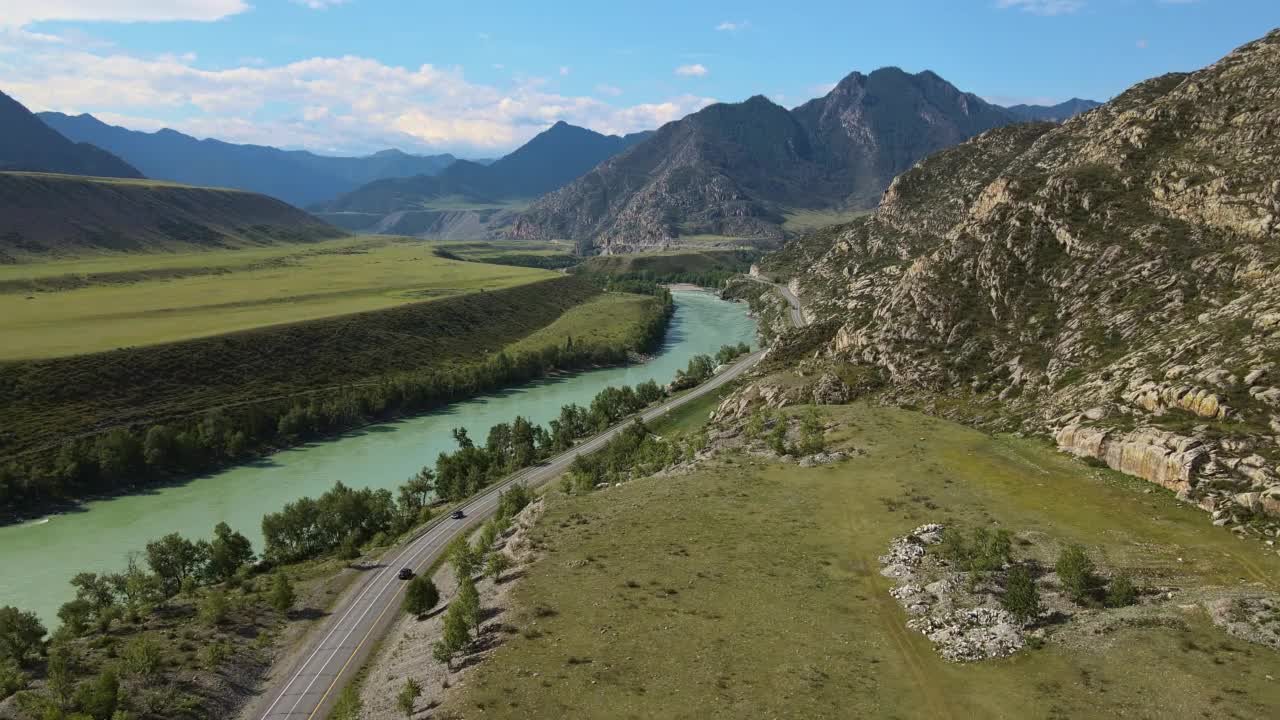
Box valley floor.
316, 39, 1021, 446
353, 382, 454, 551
436, 403, 1280, 719
0, 235, 553, 360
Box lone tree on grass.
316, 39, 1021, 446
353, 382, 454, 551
1001, 565, 1041, 621
403, 576, 440, 617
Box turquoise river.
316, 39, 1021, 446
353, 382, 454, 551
0, 290, 757, 623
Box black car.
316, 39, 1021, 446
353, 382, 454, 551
451, 509, 465, 520
397, 567, 414, 580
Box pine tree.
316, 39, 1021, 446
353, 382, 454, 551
455, 576, 481, 632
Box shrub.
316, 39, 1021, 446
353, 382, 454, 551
1055, 543, 1098, 605
797, 409, 825, 455
403, 576, 440, 617
1106, 572, 1139, 608
121, 636, 163, 677
200, 641, 232, 670
0, 607, 46, 666
397, 677, 422, 717
1001, 565, 1041, 621
74, 667, 120, 719
0, 659, 29, 700
198, 590, 230, 627
270, 572, 296, 616
938, 527, 1013, 572
330, 685, 363, 720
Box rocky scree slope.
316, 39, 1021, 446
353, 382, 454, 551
511, 68, 1017, 253
763, 30, 1280, 529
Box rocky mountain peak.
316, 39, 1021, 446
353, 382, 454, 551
512, 67, 1019, 251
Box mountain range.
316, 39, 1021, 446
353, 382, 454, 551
0, 91, 344, 261
38, 112, 458, 207
0, 91, 142, 180
510, 68, 1047, 252
310, 121, 651, 237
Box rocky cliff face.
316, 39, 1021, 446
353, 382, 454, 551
770, 30, 1280, 524
511, 69, 1018, 253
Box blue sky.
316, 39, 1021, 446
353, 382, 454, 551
0, 1, 1276, 156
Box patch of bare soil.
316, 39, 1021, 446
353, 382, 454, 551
357, 499, 545, 719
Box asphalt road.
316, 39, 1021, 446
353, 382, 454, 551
742, 274, 808, 327
253, 346, 768, 720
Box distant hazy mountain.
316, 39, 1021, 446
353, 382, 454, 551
512, 67, 1017, 252
0, 90, 142, 179
1005, 98, 1102, 122
312, 121, 651, 238
38, 112, 457, 206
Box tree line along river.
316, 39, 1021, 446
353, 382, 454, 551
0, 290, 758, 622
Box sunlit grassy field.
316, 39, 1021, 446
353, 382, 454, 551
1, 236, 556, 360
449, 403, 1280, 719
505, 293, 659, 356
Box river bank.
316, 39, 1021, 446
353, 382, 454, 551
0, 290, 758, 623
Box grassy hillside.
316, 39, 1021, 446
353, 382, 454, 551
431, 239, 578, 269
0, 236, 555, 359
450, 403, 1280, 718
506, 293, 664, 355
0, 171, 343, 262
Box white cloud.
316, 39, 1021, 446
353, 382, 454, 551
0, 37, 715, 154
0, 0, 248, 27
715, 20, 749, 32
595, 83, 623, 97
994, 0, 1085, 15
675, 63, 708, 77
559, 66, 570, 76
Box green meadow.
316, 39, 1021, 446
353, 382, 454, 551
449, 403, 1280, 719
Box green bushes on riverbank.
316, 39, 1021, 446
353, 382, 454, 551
0, 280, 674, 519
